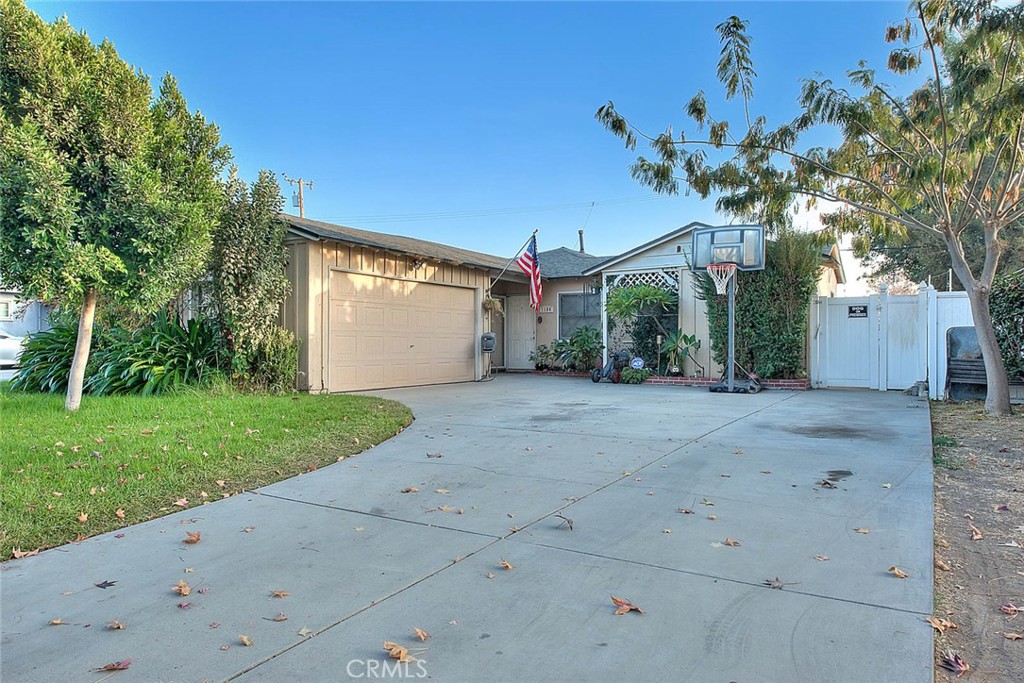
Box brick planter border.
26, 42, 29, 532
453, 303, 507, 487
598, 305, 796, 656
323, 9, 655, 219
525, 370, 810, 391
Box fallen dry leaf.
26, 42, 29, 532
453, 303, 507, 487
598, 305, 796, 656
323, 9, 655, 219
853, 528, 871, 534
611, 595, 645, 616
94, 580, 117, 589
936, 538, 949, 548
173, 580, 191, 596
999, 602, 1022, 615
76, 512, 88, 524
11, 548, 40, 559
1003, 632, 1023, 640
239, 634, 253, 646
220, 645, 230, 651
760, 470, 772, 474
93, 659, 132, 672
969, 524, 983, 541
215, 480, 226, 488
383, 641, 415, 663
269, 613, 288, 622
763, 577, 796, 590
888, 566, 909, 579
114, 508, 125, 520
271, 590, 290, 599
414, 627, 430, 642
926, 616, 957, 633
993, 503, 1011, 512
935, 557, 952, 572
706, 514, 717, 521
210, 622, 221, 629
814, 555, 830, 562
499, 559, 514, 570
662, 528, 672, 534
173, 498, 188, 508
48, 618, 66, 626
485, 572, 495, 579
242, 526, 255, 533
939, 650, 969, 677
724, 537, 741, 547
702, 498, 714, 506
435, 488, 450, 494
177, 602, 192, 609
677, 508, 694, 515
106, 620, 126, 630
401, 487, 420, 494
182, 531, 201, 544
298, 626, 314, 637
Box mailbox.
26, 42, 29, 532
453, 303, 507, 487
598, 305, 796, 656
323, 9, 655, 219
481, 332, 496, 353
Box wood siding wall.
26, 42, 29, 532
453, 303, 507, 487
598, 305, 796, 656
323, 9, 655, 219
284, 239, 492, 392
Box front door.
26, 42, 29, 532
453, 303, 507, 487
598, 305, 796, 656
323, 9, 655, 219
506, 295, 536, 370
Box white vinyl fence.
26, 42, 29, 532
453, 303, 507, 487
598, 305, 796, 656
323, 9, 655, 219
809, 284, 973, 399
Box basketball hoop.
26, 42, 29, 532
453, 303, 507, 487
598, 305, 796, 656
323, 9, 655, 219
706, 263, 737, 295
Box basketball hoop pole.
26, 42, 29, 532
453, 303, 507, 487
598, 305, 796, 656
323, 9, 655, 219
727, 274, 735, 392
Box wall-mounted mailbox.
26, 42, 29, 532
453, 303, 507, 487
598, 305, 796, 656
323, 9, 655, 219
481, 332, 496, 353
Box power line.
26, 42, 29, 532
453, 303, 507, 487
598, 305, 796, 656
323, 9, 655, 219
313, 195, 673, 225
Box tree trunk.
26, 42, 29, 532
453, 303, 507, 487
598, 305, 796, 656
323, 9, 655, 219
966, 286, 1013, 416
65, 288, 98, 412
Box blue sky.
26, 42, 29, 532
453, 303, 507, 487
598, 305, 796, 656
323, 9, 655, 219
27, 1, 910, 261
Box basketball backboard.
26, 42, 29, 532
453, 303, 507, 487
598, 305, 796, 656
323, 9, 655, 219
691, 224, 765, 272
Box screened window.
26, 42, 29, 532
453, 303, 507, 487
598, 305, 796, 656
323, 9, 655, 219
0, 300, 11, 320
558, 292, 601, 338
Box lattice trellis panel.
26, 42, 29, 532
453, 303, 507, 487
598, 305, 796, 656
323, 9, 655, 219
607, 270, 679, 293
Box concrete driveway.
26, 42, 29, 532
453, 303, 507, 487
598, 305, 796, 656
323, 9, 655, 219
1, 376, 934, 682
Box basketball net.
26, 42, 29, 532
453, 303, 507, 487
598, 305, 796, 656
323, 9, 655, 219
706, 263, 737, 295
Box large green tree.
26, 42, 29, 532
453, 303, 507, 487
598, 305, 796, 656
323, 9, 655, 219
0, 1, 229, 410
597, 0, 1024, 414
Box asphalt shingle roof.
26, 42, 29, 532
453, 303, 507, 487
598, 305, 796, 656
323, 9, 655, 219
281, 214, 517, 273
538, 247, 609, 279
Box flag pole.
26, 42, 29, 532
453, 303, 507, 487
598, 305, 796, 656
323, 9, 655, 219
487, 229, 538, 296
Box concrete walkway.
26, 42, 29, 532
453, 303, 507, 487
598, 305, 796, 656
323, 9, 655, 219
1, 376, 934, 682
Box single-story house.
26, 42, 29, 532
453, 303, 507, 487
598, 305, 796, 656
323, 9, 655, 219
279, 215, 844, 392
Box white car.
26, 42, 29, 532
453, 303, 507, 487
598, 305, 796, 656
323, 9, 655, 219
0, 328, 24, 368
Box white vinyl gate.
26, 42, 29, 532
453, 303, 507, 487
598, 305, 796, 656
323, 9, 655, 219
810, 284, 973, 397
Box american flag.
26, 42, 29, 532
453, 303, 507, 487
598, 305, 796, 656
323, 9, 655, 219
516, 234, 543, 311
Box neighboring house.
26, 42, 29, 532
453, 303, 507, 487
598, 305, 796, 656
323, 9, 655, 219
0, 288, 52, 338
280, 215, 529, 393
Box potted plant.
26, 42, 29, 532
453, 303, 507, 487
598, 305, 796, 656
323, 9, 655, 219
660, 330, 700, 376
482, 296, 504, 317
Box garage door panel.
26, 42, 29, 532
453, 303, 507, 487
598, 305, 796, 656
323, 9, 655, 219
329, 272, 477, 392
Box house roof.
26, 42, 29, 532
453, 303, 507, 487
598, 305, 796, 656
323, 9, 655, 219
538, 247, 609, 279
820, 242, 847, 284
581, 221, 714, 275
281, 213, 521, 275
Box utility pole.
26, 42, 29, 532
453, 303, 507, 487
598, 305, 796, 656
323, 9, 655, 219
282, 174, 314, 218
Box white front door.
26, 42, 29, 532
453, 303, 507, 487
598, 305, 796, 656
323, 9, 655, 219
506, 295, 536, 370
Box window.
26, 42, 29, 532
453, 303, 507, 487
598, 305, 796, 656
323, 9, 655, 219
558, 292, 601, 338
0, 300, 11, 321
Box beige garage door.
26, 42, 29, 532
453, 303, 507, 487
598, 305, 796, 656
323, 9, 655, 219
329, 271, 477, 392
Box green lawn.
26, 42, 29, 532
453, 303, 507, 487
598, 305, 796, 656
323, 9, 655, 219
0, 386, 413, 558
